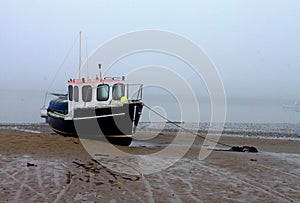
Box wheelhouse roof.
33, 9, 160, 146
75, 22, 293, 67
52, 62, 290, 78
68, 77, 124, 85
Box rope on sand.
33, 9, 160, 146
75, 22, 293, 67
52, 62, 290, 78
143, 103, 258, 153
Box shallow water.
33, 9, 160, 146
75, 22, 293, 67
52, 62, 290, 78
1, 122, 299, 140
137, 122, 300, 139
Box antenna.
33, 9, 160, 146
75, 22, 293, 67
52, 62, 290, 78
98, 64, 103, 81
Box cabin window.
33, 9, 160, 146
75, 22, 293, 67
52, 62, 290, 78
82, 85, 92, 102
74, 86, 79, 102
68, 85, 73, 101
112, 83, 125, 100
97, 84, 109, 101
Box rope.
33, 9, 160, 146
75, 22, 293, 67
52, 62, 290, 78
43, 35, 80, 106
143, 103, 232, 148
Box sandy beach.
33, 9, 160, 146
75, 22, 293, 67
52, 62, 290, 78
0, 123, 299, 202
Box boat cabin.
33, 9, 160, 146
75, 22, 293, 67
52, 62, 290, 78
66, 76, 142, 118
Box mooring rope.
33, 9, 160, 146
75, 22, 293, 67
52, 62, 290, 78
143, 103, 232, 148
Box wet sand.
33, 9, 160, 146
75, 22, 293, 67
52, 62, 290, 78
0, 124, 299, 202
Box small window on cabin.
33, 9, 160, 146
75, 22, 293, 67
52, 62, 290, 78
112, 83, 125, 100
82, 85, 92, 102
68, 85, 73, 101
97, 84, 109, 101
74, 86, 79, 102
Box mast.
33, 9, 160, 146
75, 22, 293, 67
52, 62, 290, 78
78, 31, 82, 80
85, 36, 89, 79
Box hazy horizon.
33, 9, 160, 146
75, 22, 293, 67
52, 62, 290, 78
0, 0, 299, 123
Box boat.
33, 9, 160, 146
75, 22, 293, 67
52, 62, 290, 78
40, 33, 143, 146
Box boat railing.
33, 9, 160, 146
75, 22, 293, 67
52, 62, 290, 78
126, 84, 143, 101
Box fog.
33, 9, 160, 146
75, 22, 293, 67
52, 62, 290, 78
0, 0, 299, 122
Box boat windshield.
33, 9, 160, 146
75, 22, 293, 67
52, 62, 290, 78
97, 84, 109, 101
82, 85, 92, 102
112, 83, 125, 100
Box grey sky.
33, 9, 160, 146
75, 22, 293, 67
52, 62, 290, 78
0, 0, 299, 101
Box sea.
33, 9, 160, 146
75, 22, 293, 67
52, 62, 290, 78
0, 89, 299, 125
